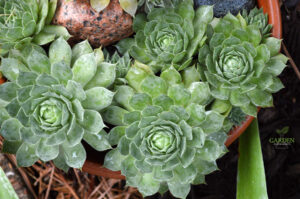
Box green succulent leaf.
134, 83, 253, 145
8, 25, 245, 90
103, 148, 125, 171
36, 139, 59, 161
84, 130, 112, 151
62, 142, 86, 168
72, 53, 97, 87
168, 182, 191, 199
0, 118, 22, 141
85, 62, 116, 89
51, 62, 73, 85
82, 87, 114, 111
71, 40, 93, 65
16, 143, 39, 167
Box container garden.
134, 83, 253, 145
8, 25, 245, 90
0, 0, 283, 179
79, 0, 283, 179
0, 0, 286, 198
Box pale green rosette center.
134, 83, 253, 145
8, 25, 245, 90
39, 100, 62, 125
150, 131, 172, 151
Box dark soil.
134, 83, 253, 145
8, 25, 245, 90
149, 1, 300, 199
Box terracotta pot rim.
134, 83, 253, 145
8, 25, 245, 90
0, 0, 282, 179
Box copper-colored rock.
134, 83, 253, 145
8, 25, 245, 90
52, 0, 134, 47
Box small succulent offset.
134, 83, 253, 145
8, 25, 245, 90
0, 38, 116, 170
90, 0, 138, 17
103, 62, 227, 198
198, 12, 288, 117
138, 0, 180, 13
0, 0, 71, 55
116, 1, 213, 72
242, 7, 272, 39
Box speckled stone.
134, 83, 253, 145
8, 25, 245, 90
194, 0, 255, 17
52, 0, 134, 47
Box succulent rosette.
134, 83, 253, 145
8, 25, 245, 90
0, 38, 116, 170
116, 1, 213, 72
242, 7, 272, 39
0, 0, 70, 55
198, 13, 288, 117
102, 62, 227, 198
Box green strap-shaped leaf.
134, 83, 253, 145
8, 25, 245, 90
0, 167, 19, 199
237, 119, 268, 199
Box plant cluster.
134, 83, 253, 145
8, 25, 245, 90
0, 0, 70, 55
0, 0, 287, 198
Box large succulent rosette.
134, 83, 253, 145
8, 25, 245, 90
198, 13, 288, 117
102, 62, 227, 198
0, 0, 70, 55
117, 1, 213, 72
0, 38, 116, 170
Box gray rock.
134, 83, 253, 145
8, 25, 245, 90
194, 0, 255, 17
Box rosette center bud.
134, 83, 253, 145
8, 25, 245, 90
38, 99, 62, 126
150, 131, 172, 151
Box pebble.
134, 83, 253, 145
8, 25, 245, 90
194, 0, 255, 17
